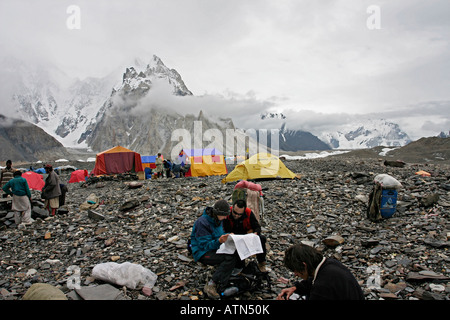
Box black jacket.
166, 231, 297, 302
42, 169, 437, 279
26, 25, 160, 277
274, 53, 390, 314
294, 258, 364, 300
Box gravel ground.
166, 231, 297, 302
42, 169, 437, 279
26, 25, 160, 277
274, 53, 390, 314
0, 154, 449, 301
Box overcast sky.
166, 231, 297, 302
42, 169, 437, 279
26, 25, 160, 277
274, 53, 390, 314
0, 0, 449, 140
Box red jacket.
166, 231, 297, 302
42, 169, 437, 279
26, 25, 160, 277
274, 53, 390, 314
223, 206, 261, 234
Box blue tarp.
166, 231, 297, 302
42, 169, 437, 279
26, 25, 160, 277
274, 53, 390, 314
141, 155, 157, 163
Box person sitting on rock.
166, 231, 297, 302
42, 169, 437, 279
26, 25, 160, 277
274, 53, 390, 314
277, 243, 365, 300
190, 199, 241, 299
222, 199, 268, 272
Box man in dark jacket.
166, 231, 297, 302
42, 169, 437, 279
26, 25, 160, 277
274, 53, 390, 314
277, 243, 365, 300
42, 164, 61, 216
163, 159, 172, 178
222, 199, 268, 272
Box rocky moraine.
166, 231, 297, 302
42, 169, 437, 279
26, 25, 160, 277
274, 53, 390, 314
0, 155, 449, 301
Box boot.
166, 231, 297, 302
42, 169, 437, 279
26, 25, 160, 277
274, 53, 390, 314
203, 280, 220, 299
258, 261, 267, 272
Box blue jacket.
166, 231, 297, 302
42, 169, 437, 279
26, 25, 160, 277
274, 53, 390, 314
190, 210, 225, 262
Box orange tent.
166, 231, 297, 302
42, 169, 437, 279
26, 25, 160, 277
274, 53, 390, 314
22, 171, 45, 191
91, 146, 144, 176
69, 169, 89, 183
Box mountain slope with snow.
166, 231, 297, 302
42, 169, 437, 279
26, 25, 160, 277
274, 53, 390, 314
83, 57, 255, 156
319, 119, 412, 149
5, 55, 416, 155
2, 56, 117, 148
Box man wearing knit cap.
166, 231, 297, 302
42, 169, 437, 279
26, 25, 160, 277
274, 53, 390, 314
190, 199, 241, 299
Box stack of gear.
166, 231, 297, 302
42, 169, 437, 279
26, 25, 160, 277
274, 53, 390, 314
367, 174, 402, 222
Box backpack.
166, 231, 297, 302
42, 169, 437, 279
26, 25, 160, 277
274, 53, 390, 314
367, 174, 401, 222
232, 181, 264, 222
221, 261, 271, 298
231, 188, 247, 205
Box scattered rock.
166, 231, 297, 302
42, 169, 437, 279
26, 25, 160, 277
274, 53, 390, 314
406, 271, 450, 281
384, 160, 406, 168
322, 235, 345, 247
88, 209, 105, 221
1, 157, 449, 301
119, 199, 140, 211
75, 284, 125, 300
419, 193, 440, 207
22, 283, 67, 300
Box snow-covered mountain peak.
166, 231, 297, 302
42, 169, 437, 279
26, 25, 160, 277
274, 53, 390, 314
320, 118, 412, 149
113, 55, 192, 97
4, 54, 195, 148
260, 112, 286, 120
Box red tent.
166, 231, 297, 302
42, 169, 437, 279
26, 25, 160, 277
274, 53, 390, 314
91, 145, 144, 176
69, 169, 88, 183
22, 171, 45, 191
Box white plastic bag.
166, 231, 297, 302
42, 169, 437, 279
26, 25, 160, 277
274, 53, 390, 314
92, 262, 157, 290
374, 174, 402, 189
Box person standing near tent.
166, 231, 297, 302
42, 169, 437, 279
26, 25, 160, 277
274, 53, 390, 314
41, 164, 61, 216
163, 159, 172, 178
172, 154, 181, 178
2, 170, 33, 227
155, 153, 163, 178
1, 160, 15, 197
190, 199, 241, 299
178, 150, 190, 177
222, 199, 268, 272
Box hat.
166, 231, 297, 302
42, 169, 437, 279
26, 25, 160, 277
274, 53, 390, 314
44, 164, 52, 169
213, 200, 230, 216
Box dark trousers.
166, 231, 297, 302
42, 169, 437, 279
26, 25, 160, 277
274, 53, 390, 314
230, 233, 267, 265
199, 251, 240, 291
234, 234, 267, 267
257, 234, 267, 263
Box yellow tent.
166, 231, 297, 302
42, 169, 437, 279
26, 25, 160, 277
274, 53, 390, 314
221, 153, 296, 183
182, 148, 228, 177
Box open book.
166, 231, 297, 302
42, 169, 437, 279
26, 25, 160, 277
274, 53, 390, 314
216, 233, 263, 260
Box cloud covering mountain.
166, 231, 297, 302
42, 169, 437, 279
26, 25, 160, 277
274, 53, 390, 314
0, 53, 447, 156
0, 1, 449, 144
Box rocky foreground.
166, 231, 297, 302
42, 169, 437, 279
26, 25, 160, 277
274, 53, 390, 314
0, 157, 449, 301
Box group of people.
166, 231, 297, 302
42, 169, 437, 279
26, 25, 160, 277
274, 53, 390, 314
190, 199, 268, 299
152, 152, 190, 179
190, 198, 365, 300
1, 160, 63, 227
2, 157, 365, 300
